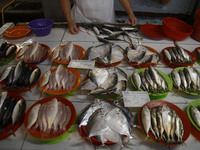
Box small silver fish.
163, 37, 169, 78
141, 106, 151, 137
190, 105, 200, 128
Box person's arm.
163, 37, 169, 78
119, 0, 137, 26
61, 0, 79, 34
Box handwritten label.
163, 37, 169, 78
68, 60, 95, 69
122, 91, 150, 107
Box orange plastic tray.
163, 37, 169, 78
16, 44, 50, 64
138, 101, 191, 146
4, 25, 31, 39
24, 96, 76, 139
126, 45, 159, 69
140, 24, 166, 39
51, 45, 85, 65
39, 67, 81, 95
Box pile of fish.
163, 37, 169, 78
141, 104, 184, 144
81, 67, 127, 96
162, 45, 193, 64
41, 64, 77, 92
190, 105, 200, 129
0, 42, 17, 59
171, 66, 200, 93
79, 99, 134, 147
86, 43, 124, 65
0, 60, 41, 90
132, 65, 169, 93
125, 43, 160, 66
51, 41, 82, 62
79, 24, 140, 43
16, 41, 47, 63
26, 98, 71, 134
0, 91, 25, 135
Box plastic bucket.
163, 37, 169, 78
192, 9, 200, 42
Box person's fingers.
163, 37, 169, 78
69, 25, 79, 34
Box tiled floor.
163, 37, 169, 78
0, 26, 200, 150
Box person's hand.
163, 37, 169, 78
127, 14, 138, 26
68, 21, 80, 34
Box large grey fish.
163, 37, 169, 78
88, 68, 109, 87
12, 60, 24, 84
105, 107, 133, 139
0, 91, 8, 109
81, 78, 97, 90
141, 106, 151, 137
114, 81, 127, 95
162, 104, 172, 144
79, 99, 116, 127
29, 68, 41, 86
190, 105, 200, 128
99, 73, 118, 90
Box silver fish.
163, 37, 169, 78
0, 66, 14, 82
170, 109, 176, 143
105, 107, 133, 139
41, 71, 51, 87
141, 106, 151, 137
0, 91, 8, 109
79, 99, 115, 127
175, 115, 184, 143
163, 49, 171, 62
156, 106, 164, 141
190, 105, 200, 128
132, 71, 141, 90
151, 108, 160, 139
179, 70, 188, 90
162, 104, 172, 144
171, 69, 181, 89
88, 68, 109, 87
27, 103, 41, 129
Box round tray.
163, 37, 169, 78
51, 45, 85, 65
0, 64, 40, 94
140, 24, 166, 39
170, 67, 200, 96
24, 96, 76, 143
0, 94, 26, 140
186, 99, 200, 131
4, 25, 31, 39
161, 47, 196, 68
131, 68, 173, 100
126, 46, 159, 69
0, 43, 16, 66
39, 67, 81, 95
138, 101, 191, 146
16, 44, 50, 64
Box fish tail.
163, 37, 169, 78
10, 128, 16, 136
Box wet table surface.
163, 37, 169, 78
0, 26, 200, 150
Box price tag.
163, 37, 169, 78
68, 60, 95, 69
122, 91, 150, 107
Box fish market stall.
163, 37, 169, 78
1, 21, 200, 150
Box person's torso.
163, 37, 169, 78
71, 0, 115, 23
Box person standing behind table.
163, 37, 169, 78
61, 0, 138, 34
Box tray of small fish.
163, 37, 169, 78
125, 43, 160, 69
39, 64, 81, 96
0, 60, 41, 94
0, 42, 17, 66
131, 65, 173, 100
161, 45, 196, 68
51, 41, 85, 65
24, 96, 76, 144
78, 99, 134, 146
138, 101, 191, 146
16, 40, 50, 64
0, 91, 26, 140
170, 66, 200, 95
80, 67, 127, 99
86, 43, 124, 67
